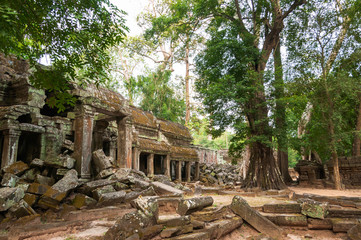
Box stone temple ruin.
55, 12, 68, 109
2, 55, 361, 240
0, 54, 200, 182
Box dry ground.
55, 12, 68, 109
2, 186, 358, 240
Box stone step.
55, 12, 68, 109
331, 218, 360, 233
260, 212, 307, 227
328, 207, 361, 218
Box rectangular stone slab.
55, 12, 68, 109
263, 203, 301, 214
261, 213, 307, 226
230, 195, 283, 238
307, 218, 332, 230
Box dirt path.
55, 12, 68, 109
289, 186, 361, 197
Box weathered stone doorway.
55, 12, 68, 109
154, 154, 165, 175
17, 131, 41, 163
139, 152, 149, 174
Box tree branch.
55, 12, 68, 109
282, 0, 306, 19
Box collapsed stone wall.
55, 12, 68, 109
327, 156, 361, 187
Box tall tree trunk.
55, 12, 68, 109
244, 141, 286, 190
185, 38, 190, 125
352, 94, 361, 156
273, 41, 292, 183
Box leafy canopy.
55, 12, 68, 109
0, 0, 128, 110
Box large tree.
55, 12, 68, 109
0, 0, 127, 110
285, 0, 361, 189
193, 0, 305, 189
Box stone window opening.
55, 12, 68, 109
17, 114, 32, 123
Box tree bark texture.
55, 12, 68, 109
352, 95, 361, 156
273, 41, 292, 183
185, 38, 190, 125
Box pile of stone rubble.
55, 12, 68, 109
198, 163, 242, 186
0, 149, 187, 221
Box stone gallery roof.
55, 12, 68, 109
170, 145, 199, 161
159, 119, 192, 139
130, 106, 157, 129
71, 83, 129, 115
137, 137, 170, 153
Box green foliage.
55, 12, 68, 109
1, 0, 128, 109
138, 70, 186, 123
190, 117, 232, 150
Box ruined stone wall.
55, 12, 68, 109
327, 156, 361, 187
196, 147, 219, 164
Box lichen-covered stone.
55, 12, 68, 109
3, 161, 29, 176
92, 149, 113, 172
35, 174, 55, 186
51, 169, 78, 193
1, 173, 19, 187
97, 190, 126, 206
44, 154, 75, 169
9, 199, 36, 218
104, 210, 155, 240
72, 193, 97, 209
298, 198, 329, 219
133, 196, 159, 221
177, 196, 213, 216
230, 195, 283, 238
0, 187, 25, 211
20, 168, 40, 182
92, 185, 116, 200
23, 193, 38, 207
30, 158, 44, 168
151, 181, 184, 197
27, 183, 51, 195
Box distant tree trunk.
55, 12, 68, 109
352, 94, 361, 156
185, 38, 190, 125
273, 41, 292, 184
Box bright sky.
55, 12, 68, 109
111, 0, 147, 36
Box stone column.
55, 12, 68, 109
117, 117, 132, 168
1, 129, 21, 168
185, 161, 191, 182
176, 160, 182, 182
164, 154, 170, 177
147, 153, 154, 176
74, 105, 94, 179
132, 147, 140, 170
194, 162, 200, 181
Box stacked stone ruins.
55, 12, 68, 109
0, 54, 200, 183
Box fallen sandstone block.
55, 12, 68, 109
27, 183, 51, 195
261, 212, 307, 227
97, 190, 126, 206
92, 149, 113, 172
348, 224, 361, 240
1, 173, 19, 187
230, 195, 283, 238
307, 218, 333, 230
177, 196, 213, 216
190, 205, 229, 222
205, 216, 243, 239
298, 198, 329, 219
3, 161, 29, 175
0, 187, 25, 211
151, 181, 184, 197
263, 203, 301, 214
72, 194, 97, 209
